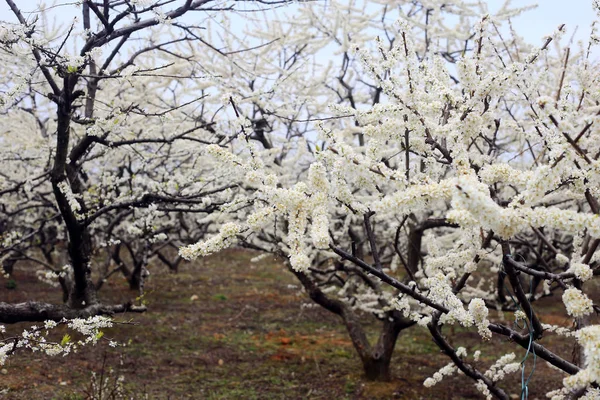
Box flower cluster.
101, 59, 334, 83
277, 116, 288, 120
424, 273, 472, 326
57, 181, 84, 220
179, 222, 242, 260
0, 316, 117, 366
423, 362, 457, 387
568, 263, 593, 282
562, 287, 594, 318
35, 269, 61, 288
468, 298, 492, 340
576, 326, 600, 384
483, 353, 520, 382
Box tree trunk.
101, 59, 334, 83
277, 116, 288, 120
292, 267, 411, 381
2, 255, 17, 275
128, 264, 143, 291
407, 223, 423, 276
65, 227, 97, 308
127, 243, 149, 293
362, 355, 393, 381
497, 271, 506, 303
49, 74, 97, 310
355, 316, 405, 381
109, 243, 143, 291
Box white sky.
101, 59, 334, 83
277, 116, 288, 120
488, 0, 597, 47
0, 0, 597, 72
0, 1, 596, 47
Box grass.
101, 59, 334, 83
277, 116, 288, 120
0, 248, 583, 399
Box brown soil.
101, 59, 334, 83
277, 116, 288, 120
0, 249, 581, 399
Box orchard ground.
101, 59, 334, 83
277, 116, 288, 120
1, 249, 579, 399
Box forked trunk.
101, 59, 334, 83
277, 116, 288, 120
292, 267, 411, 381
349, 314, 406, 382
362, 355, 393, 381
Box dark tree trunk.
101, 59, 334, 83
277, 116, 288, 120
128, 263, 144, 291
124, 243, 149, 292
292, 267, 412, 381
65, 228, 97, 308
49, 74, 98, 310
2, 255, 17, 275
497, 271, 506, 303
407, 223, 423, 275
365, 318, 405, 381
362, 355, 393, 381
348, 312, 405, 381
110, 243, 142, 291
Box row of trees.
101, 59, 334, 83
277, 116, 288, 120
2, 0, 600, 398
0, 0, 241, 317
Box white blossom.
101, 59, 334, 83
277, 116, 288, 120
563, 287, 594, 318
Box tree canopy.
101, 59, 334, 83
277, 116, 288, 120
2, 1, 600, 398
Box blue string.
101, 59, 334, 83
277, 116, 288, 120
500, 257, 537, 400
519, 276, 537, 400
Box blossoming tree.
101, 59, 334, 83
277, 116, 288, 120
0, 0, 290, 324
181, 1, 600, 397
4, 0, 600, 396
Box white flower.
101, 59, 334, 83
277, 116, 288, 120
126, 225, 143, 236
456, 347, 467, 357
87, 47, 103, 64
468, 298, 492, 339
35, 270, 60, 288
149, 233, 167, 243
310, 212, 330, 249
424, 273, 472, 326
475, 379, 493, 400
120, 65, 140, 78
484, 353, 519, 382
247, 207, 273, 231
575, 326, 600, 383
179, 223, 242, 260
555, 253, 570, 265
569, 263, 593, 282
308, 163, 330, 193
220, 222, 242, 237
57, 181, 83, 220
423, 377, 436, 387
581, 388, 600, 399
1, 316, 116, 365
423, 363, 457, 387
63, 54, 85, 70
44, 321, 57, 329
563, 287, 594, 317
289, 253, 310, 272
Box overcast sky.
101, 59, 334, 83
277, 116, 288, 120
0, 1, 597, 57
1, 1, 596, 42
488, 0, 597, 48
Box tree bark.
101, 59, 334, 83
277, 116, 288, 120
357, 317, 405, 381
369, 317, 406, 380
0, 301, 146, 324
127, 263, 146, 291
292, 267, 411, 381
2, 255, 17, 275
362, 355, 393, 381
49, 76, 97, 309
